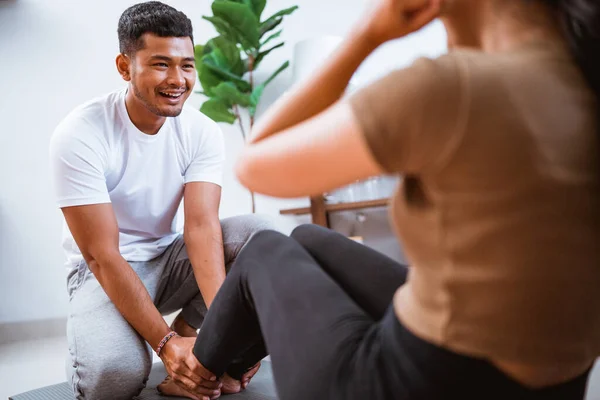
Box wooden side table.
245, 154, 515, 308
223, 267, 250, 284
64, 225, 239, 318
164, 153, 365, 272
279, 195, 390, 229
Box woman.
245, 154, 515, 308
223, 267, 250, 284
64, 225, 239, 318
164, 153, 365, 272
161, 0, 600, 399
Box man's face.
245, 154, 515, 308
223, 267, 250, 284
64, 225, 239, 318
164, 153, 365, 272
127, 33, 196, 117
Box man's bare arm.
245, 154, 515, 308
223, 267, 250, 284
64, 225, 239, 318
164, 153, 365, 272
183, 182, 225, 309
61, 204, 219, 394
62, 203, 171, 348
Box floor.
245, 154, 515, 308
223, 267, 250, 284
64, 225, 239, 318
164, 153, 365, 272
2, 336, 600, 399
0, 335, 161, 399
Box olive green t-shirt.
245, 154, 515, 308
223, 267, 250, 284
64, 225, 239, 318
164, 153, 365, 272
349, 42, 600, 364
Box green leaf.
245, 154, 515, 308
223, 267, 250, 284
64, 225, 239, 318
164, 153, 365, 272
264, 60, 289, 86
259, 16, 283, 38
197, 62, 223, 96
249, 84, 265, 117
212, 1, 260, 49
249, 0, 266, 19
194, 44, 205, 61
263, 6, 299, 21
259, 6, 298, 37
201, 57, 252, 92
228, 0, 266, 19
205, 36, 232, 53
202, 16, 239, 44
213, 82, 253, 107
260, 29, 282, 48
200, 98, 237, 124
197, 37, 246, 95
204, 36, 245, 76
254, 42, 284, 70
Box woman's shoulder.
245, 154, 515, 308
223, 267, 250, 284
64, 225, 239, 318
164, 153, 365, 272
436, 43, 578, 82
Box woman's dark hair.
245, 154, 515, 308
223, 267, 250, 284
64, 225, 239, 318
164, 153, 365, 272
117, 1, 194, 55
546, 0, 600, 112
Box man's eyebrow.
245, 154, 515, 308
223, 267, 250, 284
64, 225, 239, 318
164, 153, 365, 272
149, 55, 196, 63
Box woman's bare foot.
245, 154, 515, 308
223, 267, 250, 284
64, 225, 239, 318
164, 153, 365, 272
157, 375, 220, 400
241, 362, 261, 390
219, 362, 262, 394
220, 374, 242, 394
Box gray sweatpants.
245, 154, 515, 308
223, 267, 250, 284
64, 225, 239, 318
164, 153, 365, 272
65, 215, 276, 400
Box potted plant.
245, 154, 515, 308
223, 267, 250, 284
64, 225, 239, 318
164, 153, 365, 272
196, 0, 299, 213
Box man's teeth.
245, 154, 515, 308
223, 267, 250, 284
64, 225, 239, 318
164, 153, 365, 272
160, 92, 182, 98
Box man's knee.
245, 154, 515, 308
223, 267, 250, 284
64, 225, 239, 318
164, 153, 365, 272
222, 214, 280, 241
70, 349, 151, 400
222, 214, 282, 263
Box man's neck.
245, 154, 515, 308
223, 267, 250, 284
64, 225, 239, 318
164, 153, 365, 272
125, 89, 166, 135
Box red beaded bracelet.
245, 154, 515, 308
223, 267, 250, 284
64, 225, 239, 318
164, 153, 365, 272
156, 331, 179, 357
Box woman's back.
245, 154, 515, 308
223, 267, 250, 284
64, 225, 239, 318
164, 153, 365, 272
350, 40, 600, 368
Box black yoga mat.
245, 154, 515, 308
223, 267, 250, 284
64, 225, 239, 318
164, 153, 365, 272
9, 360, 277, 400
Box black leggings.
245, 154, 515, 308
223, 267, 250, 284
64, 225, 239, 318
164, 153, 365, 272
193, 225, 590, 400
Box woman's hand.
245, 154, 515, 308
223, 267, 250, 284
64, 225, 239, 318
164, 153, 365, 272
362, 0, 442, 45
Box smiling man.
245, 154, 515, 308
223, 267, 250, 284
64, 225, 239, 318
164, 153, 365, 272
49, 2, 271, 399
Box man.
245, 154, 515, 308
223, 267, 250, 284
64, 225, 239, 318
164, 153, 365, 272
49, 2, 271, 399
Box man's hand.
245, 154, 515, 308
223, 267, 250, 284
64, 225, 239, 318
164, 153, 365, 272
363, 0, 442, 45
160, 336, 222, 399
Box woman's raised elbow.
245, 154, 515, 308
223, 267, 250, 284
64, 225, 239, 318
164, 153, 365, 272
234, 148, 301, 198
234, 149, 258, 191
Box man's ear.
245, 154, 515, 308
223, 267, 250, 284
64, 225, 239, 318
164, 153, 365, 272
116, 53, 132, 81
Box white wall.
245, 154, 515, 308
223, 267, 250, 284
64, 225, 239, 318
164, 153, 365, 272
0, 0, 446, 324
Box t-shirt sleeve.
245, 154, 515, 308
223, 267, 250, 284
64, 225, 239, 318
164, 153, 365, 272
348, 54, 469, 174
184, 119, 226, 186
49, 117, 111, 208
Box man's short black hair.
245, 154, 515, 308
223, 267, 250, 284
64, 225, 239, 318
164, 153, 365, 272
118, 1, 194, 55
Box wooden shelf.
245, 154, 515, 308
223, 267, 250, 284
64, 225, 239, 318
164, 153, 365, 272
280, 198, 390, 216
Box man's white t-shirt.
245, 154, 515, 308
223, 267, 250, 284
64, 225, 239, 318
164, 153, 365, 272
49, 89, 225, 269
